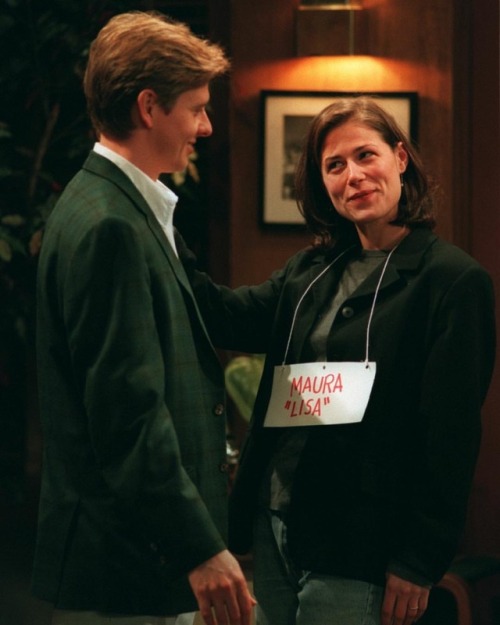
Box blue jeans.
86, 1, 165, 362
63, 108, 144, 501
253, 510, 384, 625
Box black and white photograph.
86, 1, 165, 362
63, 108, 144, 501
260, 90, 418, 226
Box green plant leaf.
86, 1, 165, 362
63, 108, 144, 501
0, 239, 12, 262
1, 214, 26, 227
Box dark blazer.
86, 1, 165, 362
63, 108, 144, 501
180, 228, 496, 586
32, 152, 229, 615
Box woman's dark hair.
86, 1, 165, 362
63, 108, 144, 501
295, 96, 436, 247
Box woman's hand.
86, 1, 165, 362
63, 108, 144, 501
381, 572, 430, 625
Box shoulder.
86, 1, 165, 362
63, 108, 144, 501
403, 228, 490, 279
418, 237, 494, 312
281, 243, 344, 274
260, 245, 331, 292
427, 236, 491, 281
47, 155, 147, 234
61, 155, 133, 204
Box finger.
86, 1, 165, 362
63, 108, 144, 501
392, 596, 412, 625
381, 588, 397, 625
411, 590, 430, 622
211, 599, 231, 625
236, 582, 256, 625
197, 596, 216, 625
213, 579, 255, 625
412, 604, 427, 622
403, 598, 427, 625
405, 606, 420, 624
417, 591, 429, 615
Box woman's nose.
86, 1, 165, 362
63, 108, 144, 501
346, 161, 364, 183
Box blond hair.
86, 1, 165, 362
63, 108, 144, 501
84, 11, 230, 139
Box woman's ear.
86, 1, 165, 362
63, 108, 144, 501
396, 141, 409, 173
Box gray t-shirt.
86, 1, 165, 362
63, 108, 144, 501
263, 250, 387, 512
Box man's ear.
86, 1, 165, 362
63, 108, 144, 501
135, 89, 157, 129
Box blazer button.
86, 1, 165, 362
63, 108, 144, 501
219, 462, 229, 473
341, 306, 354, 318
150, 542, 158, 552
213, 403, 225, 416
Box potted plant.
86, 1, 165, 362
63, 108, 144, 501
0, 1, 99, 499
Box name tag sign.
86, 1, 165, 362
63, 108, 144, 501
263, 362, 376, 427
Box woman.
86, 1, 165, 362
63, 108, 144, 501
180, 97, 495, 625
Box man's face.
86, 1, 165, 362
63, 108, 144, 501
151, 84, 212, 175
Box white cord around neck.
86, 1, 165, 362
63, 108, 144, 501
281, 247, 353, 366
281, 242, 401, 368
363, 244, 399, 365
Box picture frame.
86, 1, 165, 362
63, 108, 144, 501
260, 90, 419, 227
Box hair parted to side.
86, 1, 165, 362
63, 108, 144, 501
295, 96, 437, 248
84, 11, 230, 139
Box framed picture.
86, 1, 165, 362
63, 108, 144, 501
260, 90, 418, 227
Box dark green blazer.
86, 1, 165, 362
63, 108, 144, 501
180, 228, 496, 586
32, 152, 229, 615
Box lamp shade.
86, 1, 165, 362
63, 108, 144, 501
296, 2, 365, 56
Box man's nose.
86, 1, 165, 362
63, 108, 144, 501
198, 111, 213, 137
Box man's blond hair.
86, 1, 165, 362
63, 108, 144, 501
84, 11, 230, 139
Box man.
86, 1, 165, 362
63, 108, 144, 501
32, 11, 255, 625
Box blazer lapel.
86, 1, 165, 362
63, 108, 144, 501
350, 228, 438, 301
289, 244, 357, 361
82, 151, 216, 348
288, 230, 437, 360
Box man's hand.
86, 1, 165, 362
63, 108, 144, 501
188, 549, 256, 625
381, 573, 430, 625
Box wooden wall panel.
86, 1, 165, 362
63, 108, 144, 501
229, 0, 455, 287
464, 0, 500, 557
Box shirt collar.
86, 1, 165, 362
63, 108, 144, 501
93, 142, 179, 255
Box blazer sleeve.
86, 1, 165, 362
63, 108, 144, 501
177, 232, 317, 355
389, 261, 496, 583
63, 215, 226, 577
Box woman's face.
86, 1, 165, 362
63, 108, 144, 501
320, 120, 408, 230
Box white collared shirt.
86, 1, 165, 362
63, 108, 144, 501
93, 142, 179, 256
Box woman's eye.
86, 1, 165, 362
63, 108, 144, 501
326, 160, 343, 172
359, 150, 374, 160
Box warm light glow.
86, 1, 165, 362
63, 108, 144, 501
235, 57, 445, 97
276, 56, 390, 88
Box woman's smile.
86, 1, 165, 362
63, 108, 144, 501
348, 188, 377, 202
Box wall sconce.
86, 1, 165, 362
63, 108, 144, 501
296, 1, 365, 56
